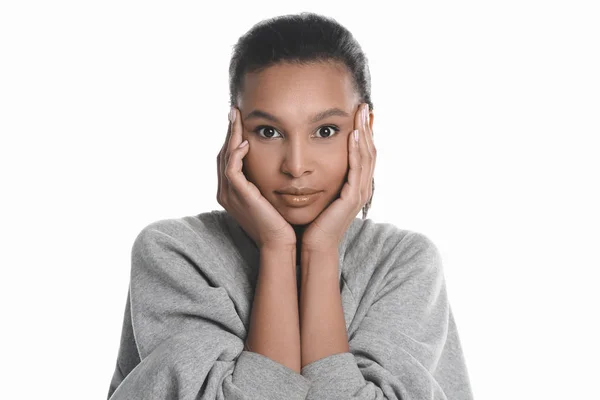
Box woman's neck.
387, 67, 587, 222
293, 224, 306, 265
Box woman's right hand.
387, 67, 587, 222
217, 107, 296, 250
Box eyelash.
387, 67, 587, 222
252, 125, 340, 140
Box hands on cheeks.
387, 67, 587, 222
301, 103, 376, 254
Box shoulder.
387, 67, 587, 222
131, 210, 231, 253
350, 218, 439, 253
347, 218, 443, 275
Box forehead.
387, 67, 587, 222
239, 62, 358, 113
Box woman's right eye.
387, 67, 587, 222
253, 125, 282, 139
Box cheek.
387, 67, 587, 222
326, 148, 349, 174
242, 146, 275, 186
320, 149, 349, 188
241, 148, 258, 182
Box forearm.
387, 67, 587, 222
299, 249, 350, 369
246, 245, 302, 373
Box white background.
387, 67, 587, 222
1, 1, 598, 399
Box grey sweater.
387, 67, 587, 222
107, 210, 473, 399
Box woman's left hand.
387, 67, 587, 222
301, 103, 376, 254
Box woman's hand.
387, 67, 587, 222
301, 103, 376, 253
217, 107, 297, 250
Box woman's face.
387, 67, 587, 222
238, 61, 368, 227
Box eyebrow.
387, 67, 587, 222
244, 107, 350, 124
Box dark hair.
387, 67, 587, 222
228, 12, 374, 219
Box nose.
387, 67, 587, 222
280, 137, 313, 178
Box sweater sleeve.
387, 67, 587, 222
300, 232, 473, 400
107, 223, 310, 400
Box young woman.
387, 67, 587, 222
107, 12, 473, 400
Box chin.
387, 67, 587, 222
277, 206, 320, 226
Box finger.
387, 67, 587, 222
219, 108, 234, 159
227, 108, 251, 199
227, 107, 242, 153
225, 139, 251, 199
361, 104, 376, 199
355, 104, 371, 204
217, 151, 222, 202
218, 108, 235, 201
345, 129, 363, 207
221, 108, 237, 175
363, 104, 373, 138
361, 104, 372, 153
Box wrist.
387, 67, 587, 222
300, 247, 339, 281
260, 243, 296, 254
301, 245, 338, 257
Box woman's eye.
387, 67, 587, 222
254, 126, 282, 139
253, 125, 340, 139
315, 125, 340, 138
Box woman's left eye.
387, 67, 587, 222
315, 125, 340, 138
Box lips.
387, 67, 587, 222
275, 187, 321, 195
275, 190, 323, 208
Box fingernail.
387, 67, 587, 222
229, 107, 236, 123
353, 129, 359, 143
363, 105, 368, 123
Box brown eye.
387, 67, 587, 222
253, 126, 282, 139
315, 125, 340, 138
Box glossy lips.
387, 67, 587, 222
277, 192, 322, 207
276, 186, 321, 195
275, 187, 323, 208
